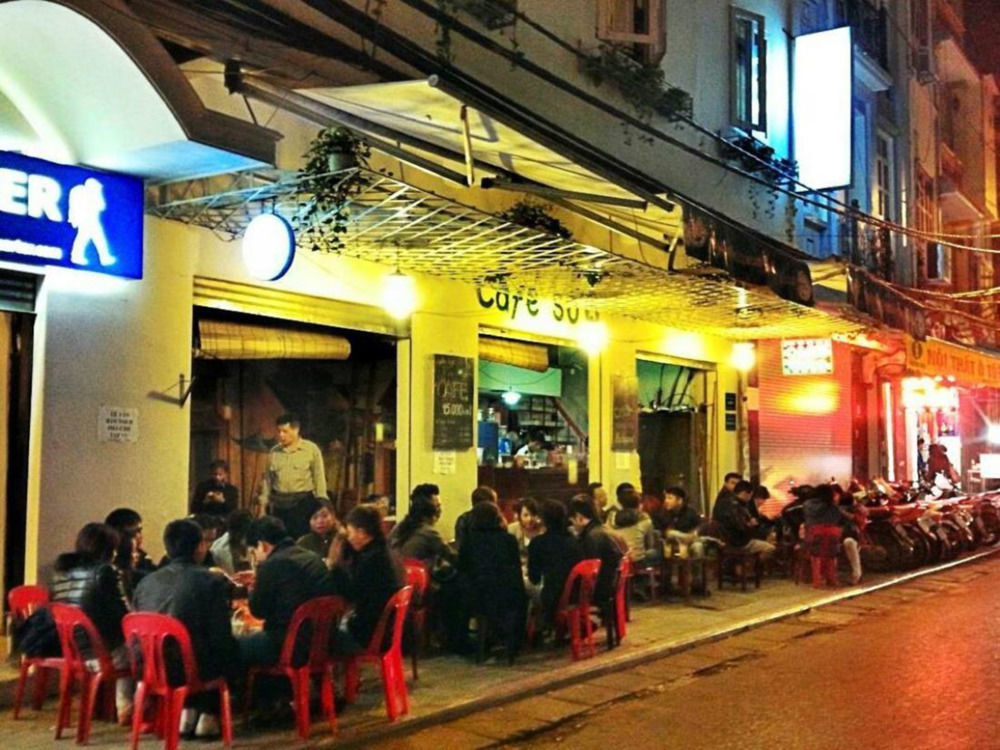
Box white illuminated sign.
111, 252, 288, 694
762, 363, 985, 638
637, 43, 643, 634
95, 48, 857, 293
242, 213, 295, 281
793, 26, 853, 190
781, 338, 833, 376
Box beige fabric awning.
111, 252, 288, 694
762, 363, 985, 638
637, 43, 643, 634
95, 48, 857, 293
479, 336, 549, 372
196, 319, 351, 360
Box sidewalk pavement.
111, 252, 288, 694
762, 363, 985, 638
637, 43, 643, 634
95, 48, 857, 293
1, 547, 996, 748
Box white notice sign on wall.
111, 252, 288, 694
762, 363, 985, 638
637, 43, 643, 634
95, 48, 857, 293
433, 451, 456, 475
99, 406, 138, 443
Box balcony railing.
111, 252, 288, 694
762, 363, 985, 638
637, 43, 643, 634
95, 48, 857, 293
835, 0, 889, 71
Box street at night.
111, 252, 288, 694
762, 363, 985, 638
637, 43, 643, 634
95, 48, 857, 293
6, 1, 1000, 749
383, 556, 1000, 750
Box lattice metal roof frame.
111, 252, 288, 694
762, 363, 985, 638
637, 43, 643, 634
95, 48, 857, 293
146, 167, 865, 340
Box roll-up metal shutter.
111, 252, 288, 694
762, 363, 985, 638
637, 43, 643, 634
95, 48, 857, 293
756, 339, 853, 490
0, 270, 38, 313
193, 277, 407, 338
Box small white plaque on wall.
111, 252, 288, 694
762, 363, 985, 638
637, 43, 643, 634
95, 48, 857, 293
614, 452, 631, 470
99, 406, 138, 443
433, 451, 457, 475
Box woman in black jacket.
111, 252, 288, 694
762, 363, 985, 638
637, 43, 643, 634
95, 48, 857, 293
329, 505, 404, 653
527, 500, 581, 629
51, 522, 133, 721
459, 502, 527, 663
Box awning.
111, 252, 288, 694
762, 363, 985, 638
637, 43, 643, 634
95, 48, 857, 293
196, 319, 351, 360
0, 1, 277, 179
297, 80, 655, 208
479, 336, 549, 372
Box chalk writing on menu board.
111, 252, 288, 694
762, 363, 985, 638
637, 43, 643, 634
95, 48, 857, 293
433, 354, 474, 450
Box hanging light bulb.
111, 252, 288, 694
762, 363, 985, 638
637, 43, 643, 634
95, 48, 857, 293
380, 269, 417, 319
576, 320, 608, 356
502, 388, 522, 407
730, 341, 756, 372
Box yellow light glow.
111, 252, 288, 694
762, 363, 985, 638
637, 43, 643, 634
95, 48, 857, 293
782, 381, 839, 414
730, 341, 756, 372
380, 270, 417, 319
576, 320, 608, 356
901, 377, 958, 411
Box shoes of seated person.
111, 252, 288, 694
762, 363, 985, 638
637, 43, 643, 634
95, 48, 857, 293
178, 708, 198, 739
194, 713, 220, 740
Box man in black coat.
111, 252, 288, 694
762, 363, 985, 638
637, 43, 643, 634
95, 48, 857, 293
238, 516, 331, 667
569, 496, 623, 607
133, 519, 238, 738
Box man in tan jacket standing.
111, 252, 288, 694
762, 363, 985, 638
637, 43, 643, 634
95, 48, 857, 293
260, 413, 328, 539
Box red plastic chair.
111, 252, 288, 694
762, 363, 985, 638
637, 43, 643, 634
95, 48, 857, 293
553, 559, 601, 661
805, 524, 842, 587
336, 585, 413, 721
9, 585, 64, 718
244, 596, 347, 740
122, 612, 235, 750
50, 603, 129, 745
402, 559, 430, 681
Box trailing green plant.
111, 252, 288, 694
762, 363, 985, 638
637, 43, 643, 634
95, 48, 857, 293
300, 127, 372, 252
497, 200, 573, 240
582, 44, 693, 122
720, 134, 798, 189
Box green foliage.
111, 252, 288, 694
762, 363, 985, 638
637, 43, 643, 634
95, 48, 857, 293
497, 200, 573, 240
582, 45, 692, 122
300, 127, 372, 252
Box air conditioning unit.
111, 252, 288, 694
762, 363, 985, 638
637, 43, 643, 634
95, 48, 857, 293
914, 45, 935, 84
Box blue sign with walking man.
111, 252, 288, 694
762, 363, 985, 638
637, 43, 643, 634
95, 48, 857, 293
0, 151, 143, 279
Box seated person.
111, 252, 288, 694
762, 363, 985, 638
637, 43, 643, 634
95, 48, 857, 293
105, 507, 156, 596
133, 519, 238, 739
389, 487, 467, 652
528, 500, 582, 628
328, 505, 404, 654
296, 498, 342, 559
569, 496, 624, 612
210, 509, 253, 575
458, 502, 527, 662
587, 482, 611, 523
804, 484, 862, 585
51, 522, 133, 722
506, 497, 542, 570
362, 493, 391, 518
238, 516, 331, 668
190, 460, 239, 518
454, 486, 498, 551
611, 490, 663, 567
712, 480, 775, 560
662, 486, 705, 558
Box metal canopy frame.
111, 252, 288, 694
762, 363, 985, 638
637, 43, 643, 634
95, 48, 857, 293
146, 167, 863, 340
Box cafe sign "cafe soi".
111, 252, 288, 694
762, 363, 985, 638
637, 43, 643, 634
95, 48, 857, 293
0, 151, 143, 279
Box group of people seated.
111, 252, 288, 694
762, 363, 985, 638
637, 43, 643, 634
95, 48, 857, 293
33, 498, 401, 740
27, 471, 864, 741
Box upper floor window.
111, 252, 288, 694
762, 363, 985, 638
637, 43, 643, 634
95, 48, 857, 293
596, 0, 666, 64
873, 132, 893, 220
731, 7, 767, 133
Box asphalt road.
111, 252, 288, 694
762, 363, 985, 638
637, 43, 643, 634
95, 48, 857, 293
373, 558, 1000, 750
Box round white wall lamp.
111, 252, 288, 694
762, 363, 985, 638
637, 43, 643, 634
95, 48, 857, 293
242, 213, 295, 281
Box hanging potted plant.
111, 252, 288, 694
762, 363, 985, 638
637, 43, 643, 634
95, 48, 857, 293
300, 127, 372, 251
497, 200, 573, 240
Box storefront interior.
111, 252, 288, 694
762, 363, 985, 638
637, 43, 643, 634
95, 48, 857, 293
190, 309, 397, 515
476, 334, 589, 506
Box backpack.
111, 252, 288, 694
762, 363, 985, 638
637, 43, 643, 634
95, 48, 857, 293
15, 606, 60, 658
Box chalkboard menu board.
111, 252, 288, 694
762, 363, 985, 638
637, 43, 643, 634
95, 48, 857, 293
433, 354, 474, 450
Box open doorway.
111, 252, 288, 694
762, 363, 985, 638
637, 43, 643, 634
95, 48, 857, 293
636, 357, 712, 515
3, 313, 33, 597
189, 309, 397, 517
